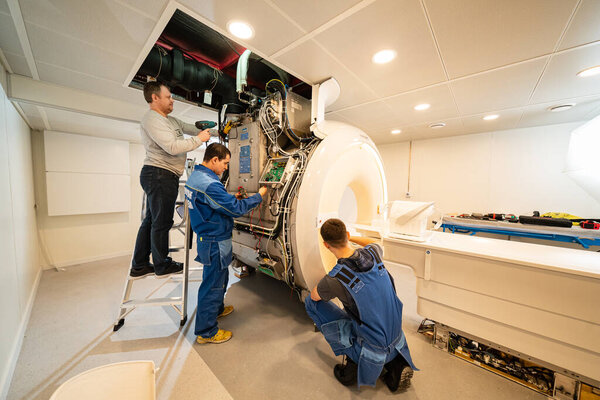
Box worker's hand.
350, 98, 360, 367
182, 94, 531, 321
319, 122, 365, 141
258, 186, 268, 198
197, 129, 210, 142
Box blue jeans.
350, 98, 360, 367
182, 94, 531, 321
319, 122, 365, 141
195, 241, 228, 338
305, 297, 361, 363
132, 165, 179, 274
305, 298, 400, 367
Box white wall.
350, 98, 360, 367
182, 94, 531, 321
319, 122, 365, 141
32, 136, 145, 268
0, 66, 42, 398
380, 122, 600, 217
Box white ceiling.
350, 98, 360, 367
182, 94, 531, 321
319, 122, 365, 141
1, 0, 599, 144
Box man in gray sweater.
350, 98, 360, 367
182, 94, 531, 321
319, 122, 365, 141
130, 82, 211, 279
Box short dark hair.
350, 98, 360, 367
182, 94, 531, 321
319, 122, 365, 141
143, 81, 165, 103
320, 218, 348, 248
203, 143, 231, 162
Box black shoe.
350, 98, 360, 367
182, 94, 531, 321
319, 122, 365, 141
383, 356, 413, 392
333, 356, 357, 387
155, 261, 183, 278
129, 264, 154, 280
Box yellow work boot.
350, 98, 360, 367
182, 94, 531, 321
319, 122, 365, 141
196, 329, 232, 344
218, 305, 234, 318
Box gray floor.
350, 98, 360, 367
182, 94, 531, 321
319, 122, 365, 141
8, 255, 544, 399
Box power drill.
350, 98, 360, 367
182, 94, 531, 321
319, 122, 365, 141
195, 120, 217, 130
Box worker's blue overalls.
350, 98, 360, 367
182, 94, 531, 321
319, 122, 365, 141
185, 165, 262, 338
305, 245, 418, 387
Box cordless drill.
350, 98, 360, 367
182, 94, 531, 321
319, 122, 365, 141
195, 120, 217, 130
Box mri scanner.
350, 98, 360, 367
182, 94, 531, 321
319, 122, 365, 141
225, 77, 600, 393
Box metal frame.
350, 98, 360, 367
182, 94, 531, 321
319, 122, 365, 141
441, 223, 600, 249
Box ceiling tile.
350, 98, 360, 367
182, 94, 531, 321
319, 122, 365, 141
178, 103, 218, 123
0, 0, 9, 14
424, 0, 577, 78
270, 0, 362, 32
274, 39, 376, 111
325, 111, 354, 125
531, 43, 600, 103
2, 51, 32, 77
450, 57, 548, 115
0, 12, 25, 56
313, 0, 445, 97
558, 0, 600, 50
42, 107, 142, 142
384, 83, 460, 125
177, 0, 304, 56
518, 95, 600, 128
333, 101, 396, 132
375, 117, 465, 143
19, 0, 156, 57
27, 24, 134, 83
36, 62, 147, 107
460, 108, 523, 134
112, 0, 167, 21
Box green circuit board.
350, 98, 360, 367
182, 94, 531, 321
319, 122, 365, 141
263, 161, 286, 182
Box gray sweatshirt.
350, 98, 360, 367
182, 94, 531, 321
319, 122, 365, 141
140, 109, 202, 176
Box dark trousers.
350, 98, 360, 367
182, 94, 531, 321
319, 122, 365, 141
132, 165, 179, 274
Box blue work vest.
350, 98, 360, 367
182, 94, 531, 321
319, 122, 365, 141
327, 246, 418, 387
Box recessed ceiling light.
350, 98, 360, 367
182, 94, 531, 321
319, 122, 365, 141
372, 49, 396, 64
548, 103, 575, 112
483, 114, 499, 121
391, 129, 402, 134
227, 21, 254, 39
414, 103, 430, 111
429, 122, 446, 129
576, 65, 600, 78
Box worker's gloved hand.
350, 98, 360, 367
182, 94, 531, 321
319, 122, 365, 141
197, 129, 210, 142
258, 186, 268, 198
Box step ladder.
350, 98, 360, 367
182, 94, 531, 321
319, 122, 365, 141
113, 187, 196, 332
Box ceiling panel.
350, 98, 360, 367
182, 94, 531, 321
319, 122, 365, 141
27, 25, 134, 83
2, 51, 32, 77
178, 103, 218, 123
384, 83, 460, 126
558, 0, 600, 51
324, 111, 353, 125
0, 12, 26, 56
113, 0, 167, 21
178, 0, 305, 56
424, 0, 576, 78
19, 0, 156, 58
518, 95, 600, 129
42, 107, 141, 142
0, 0, 9, 14
531, 43, 600, 103
461, 108, 523, 134
377, 117, 466, 143
450, 57, 548, 115
313, 0, 445, 97
274, 39, 376, 110
36, 62, 147, 107
271, 0, 362, 32
332, 101, 396, 132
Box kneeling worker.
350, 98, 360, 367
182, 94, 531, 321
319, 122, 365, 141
185, 143, 267, 344
305, 218, 418, 391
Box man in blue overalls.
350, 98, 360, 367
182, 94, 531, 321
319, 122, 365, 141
186, 143, 267, 344
305, 218, 418, 392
